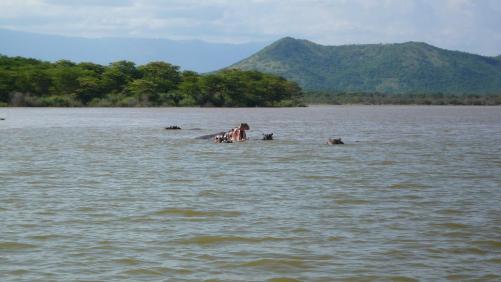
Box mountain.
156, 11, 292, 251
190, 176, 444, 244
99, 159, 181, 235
229, 37, 501, 94
0, 28, 267, 73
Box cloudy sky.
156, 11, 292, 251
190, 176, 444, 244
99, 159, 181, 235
0, 0, 500, 55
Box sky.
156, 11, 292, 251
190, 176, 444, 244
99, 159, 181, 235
0, 0, 500, 56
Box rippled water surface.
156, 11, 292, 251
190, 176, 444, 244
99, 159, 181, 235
1, 106, 500, 281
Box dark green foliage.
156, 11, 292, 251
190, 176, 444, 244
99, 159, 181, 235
230, 37, 501, 95
0, 55, 303, 107
305, 91, 501, 105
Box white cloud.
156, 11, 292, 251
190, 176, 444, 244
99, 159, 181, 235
0, 0, 500, 55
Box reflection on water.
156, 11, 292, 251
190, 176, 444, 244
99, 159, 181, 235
0, 106, 500, 281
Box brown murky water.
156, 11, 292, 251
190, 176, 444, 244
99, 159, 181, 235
0, 106, 500, 281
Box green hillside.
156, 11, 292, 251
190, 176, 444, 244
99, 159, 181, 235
229, 37, 501, 94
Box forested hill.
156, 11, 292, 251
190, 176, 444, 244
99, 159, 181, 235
0, 55, 303, 107
229, 37, 501, 94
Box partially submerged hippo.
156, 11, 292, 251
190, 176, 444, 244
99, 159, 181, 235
327, 138, 344, 145
214, 134, 232, 143
262, 133, 273, 140
195, 132, 226, 140
165, 125, 181, 130
200, 123, 250, 143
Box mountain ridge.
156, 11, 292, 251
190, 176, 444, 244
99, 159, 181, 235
0, 28, 268, 72
229, 37, 501, 94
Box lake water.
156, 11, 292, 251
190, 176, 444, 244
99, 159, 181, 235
0, 106, 500, 281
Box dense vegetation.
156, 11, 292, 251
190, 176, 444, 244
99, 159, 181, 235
0, 55, 303, 107
230, 37, 501, 94
305, 92, 501, 105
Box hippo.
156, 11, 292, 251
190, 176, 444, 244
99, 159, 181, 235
165, 125, 181, 130
198, 123, 250, 143
214, 133, 232, 143
327, 138, 344, 145
195, 132, 226, 140
262, 133, 273, 140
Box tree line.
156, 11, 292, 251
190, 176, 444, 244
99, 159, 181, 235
0, 55, 304, 107
305, 92, 501, 105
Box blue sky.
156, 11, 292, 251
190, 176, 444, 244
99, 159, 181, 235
0, 0, 500, 55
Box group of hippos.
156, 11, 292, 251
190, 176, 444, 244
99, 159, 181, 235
165, 123, 344, 145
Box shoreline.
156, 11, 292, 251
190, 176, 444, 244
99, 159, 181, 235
2, 104, 501, 109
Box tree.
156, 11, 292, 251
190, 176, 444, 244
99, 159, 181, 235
21, 68, 52, 96
48, 65, 83, 95
101, 61, 140, 94
138, 62, 182, 98
125, 79, 158, 106
78, 62, 105, 75
199, 74, 225, 106
76, 76, 102, 105
0, 70, 15, 103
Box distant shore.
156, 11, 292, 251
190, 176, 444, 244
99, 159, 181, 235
304, 92, 501, 106
0, 55, 303, 108
2, 103, 500, 108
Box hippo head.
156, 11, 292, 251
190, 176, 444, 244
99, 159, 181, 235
328, 138, 344, 144
240, 123, 250, 130
262, 133, 274, 140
